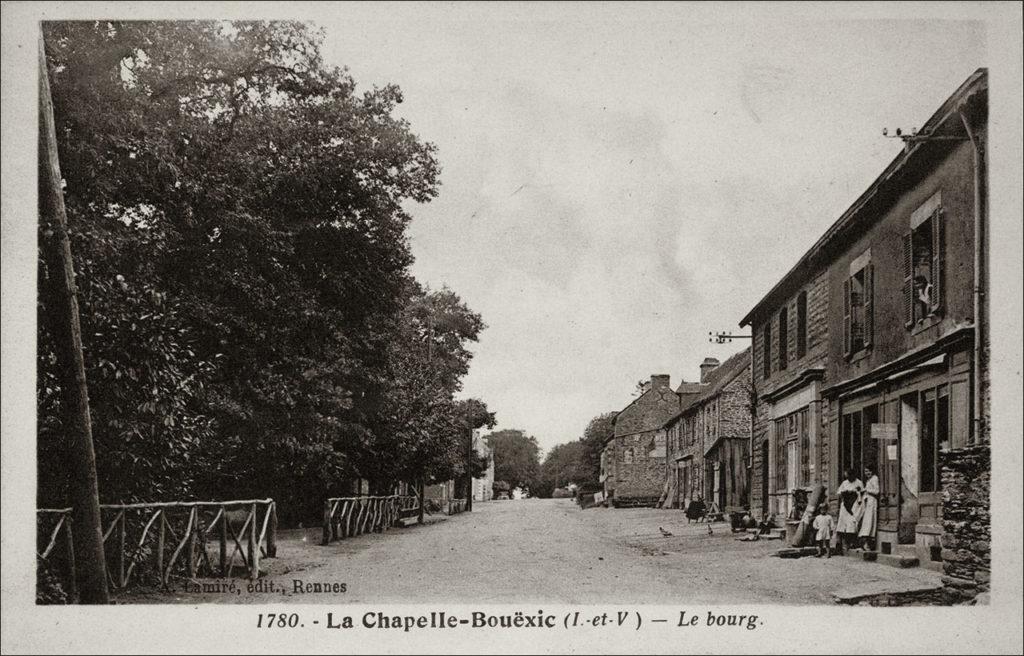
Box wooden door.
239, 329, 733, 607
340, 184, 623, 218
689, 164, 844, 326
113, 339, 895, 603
760, 441, 769, 517
878, 399, 901, 525
916, 386, 947, 527
785, 440, 798, 517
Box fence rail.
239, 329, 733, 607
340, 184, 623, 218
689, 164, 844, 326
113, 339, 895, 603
322, 494, 421, 545
37, 499, 277, 597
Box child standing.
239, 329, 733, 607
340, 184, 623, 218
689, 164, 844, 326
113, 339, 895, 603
813, 503, 835, 558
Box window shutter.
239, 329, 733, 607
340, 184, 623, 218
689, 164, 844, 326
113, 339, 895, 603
902, 232, 914, 327
864, 264, 874, 348
843, 277, 851, 356
930, 209, 944, 313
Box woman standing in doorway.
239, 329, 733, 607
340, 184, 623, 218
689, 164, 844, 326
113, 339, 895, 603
860, 466, 880, 551
836, 468, 864, 551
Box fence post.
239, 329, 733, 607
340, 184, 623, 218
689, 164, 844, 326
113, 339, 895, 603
249, 503, 258, 581
219, 510, 228, 575
117, 511, 126, 588
187, 507, 198, 578
63, 515, 78, 602
322, 500, 332, 546
267, 502, 278, 558
418, 480, 425, 524
156, 512, 166, 586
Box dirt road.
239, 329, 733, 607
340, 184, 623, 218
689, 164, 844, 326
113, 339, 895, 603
125, 498, 941, 604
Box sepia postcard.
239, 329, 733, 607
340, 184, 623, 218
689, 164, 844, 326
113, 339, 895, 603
2, 1, 1022, 654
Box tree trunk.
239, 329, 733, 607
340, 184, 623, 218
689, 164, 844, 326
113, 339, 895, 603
38, 34, 109, 604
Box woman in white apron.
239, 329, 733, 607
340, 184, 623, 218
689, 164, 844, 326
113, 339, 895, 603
859, 466, 880, 551
835, 469, 863, 551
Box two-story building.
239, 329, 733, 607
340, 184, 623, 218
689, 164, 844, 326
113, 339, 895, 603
741, 70, 988, 576
601, 374, 687, 507
741, 265, 830, 522
663, 350, 752, 515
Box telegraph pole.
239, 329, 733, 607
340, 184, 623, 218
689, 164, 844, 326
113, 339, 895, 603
466, 428, 474, 512
38, 34, 109, 603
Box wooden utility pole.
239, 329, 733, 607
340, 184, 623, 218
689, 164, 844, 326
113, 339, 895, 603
465, 428, 473, 512
38, 34, 110, 604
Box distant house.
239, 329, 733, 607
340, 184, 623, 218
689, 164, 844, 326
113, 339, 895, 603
663, 349, 752, 515
601, 374, 690, 507
471, 430, 495, 502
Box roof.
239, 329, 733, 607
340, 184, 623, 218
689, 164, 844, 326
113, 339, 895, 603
739, 68, 988, 328
660, 347, 751, 428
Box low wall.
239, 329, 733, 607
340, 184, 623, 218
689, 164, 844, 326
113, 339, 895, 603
939, 444, 990, 603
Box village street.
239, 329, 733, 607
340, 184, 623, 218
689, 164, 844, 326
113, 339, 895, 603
126, 499, 942, 605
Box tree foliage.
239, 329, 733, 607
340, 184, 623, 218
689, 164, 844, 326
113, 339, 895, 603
535, 441, 588, 498
580, 411, 617, 484
37, 20, 486, 524
485, 430, 541, 493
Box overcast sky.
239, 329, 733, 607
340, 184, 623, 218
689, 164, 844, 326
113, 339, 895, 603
312, 5, 986, 454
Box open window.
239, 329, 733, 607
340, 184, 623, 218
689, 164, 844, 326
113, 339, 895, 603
843, 250, 873, 358
903, 193, 945, 327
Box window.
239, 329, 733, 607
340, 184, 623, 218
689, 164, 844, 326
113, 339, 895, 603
840, 404, 879, 480
796, 291, 808, 359
762, 322, 771, 379
623, 447, 634, 465
778, 306, 788, 371
919, 385, 949, 493
844, 251, 873, 357
774, 408, 810, 490
903, 195, 945, 326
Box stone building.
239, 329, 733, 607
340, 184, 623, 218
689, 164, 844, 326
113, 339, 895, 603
740, 69, 989, 585
663, 349, 752, 514
601, 374, 685, 507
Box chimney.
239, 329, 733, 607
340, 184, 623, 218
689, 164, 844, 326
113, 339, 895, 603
650, 374, 671, 391
700, 357, 721, 383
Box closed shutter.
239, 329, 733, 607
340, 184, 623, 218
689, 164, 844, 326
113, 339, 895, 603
902, 232, 914, 326
843, 278, 852, 356
931, 209, 945, 313
864, 264, 874, 348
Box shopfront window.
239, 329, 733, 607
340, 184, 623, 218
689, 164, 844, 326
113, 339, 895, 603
840, 404, 878, 480
920, 385, 949, 493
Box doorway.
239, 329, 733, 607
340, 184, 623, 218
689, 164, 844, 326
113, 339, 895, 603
760, 440, 769, 518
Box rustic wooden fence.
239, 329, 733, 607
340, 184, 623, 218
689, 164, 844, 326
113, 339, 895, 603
322, 494, 421, 545
37, 499, 277, 596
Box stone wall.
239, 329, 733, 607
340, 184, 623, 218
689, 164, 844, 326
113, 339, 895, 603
609, 430, 667, 499
939, 444, 990, 602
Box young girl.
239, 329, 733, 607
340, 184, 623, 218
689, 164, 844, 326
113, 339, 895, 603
813, 503, 835, 558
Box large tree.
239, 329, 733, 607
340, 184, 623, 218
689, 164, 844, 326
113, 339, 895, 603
535, 440, 588, 498
579, 412, 617, 484
485, 429, 541, 493
38, 21, 458, 523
